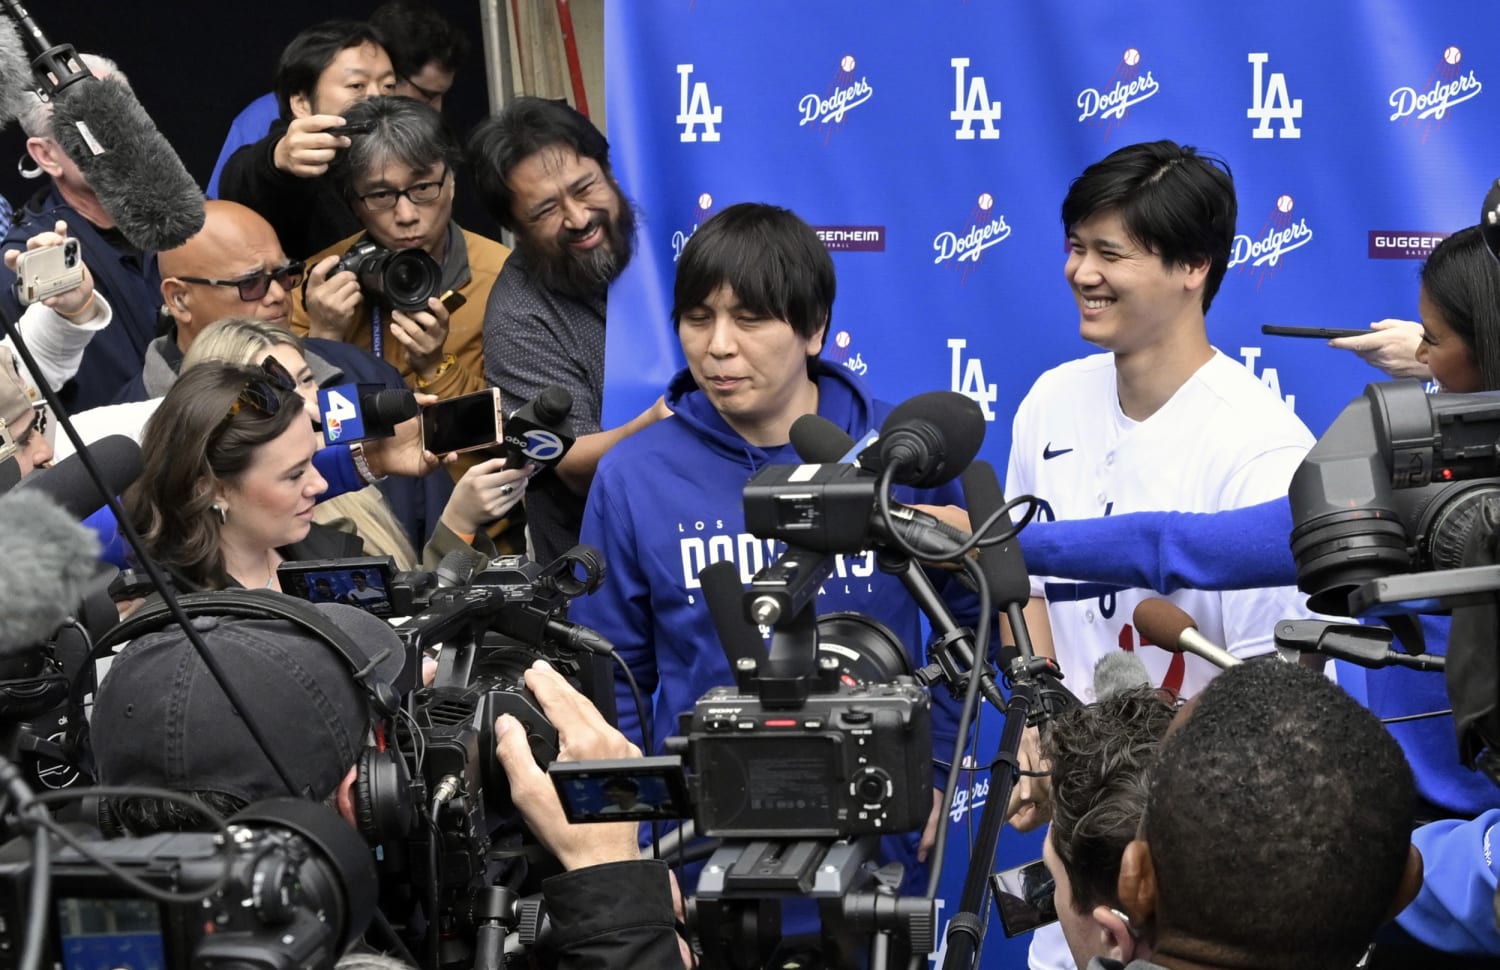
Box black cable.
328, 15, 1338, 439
427, 802, 442, 970
1381, 709, 1454, 724
872, 464, 1041, 563
606, 649, 659, 860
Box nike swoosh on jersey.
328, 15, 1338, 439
1042, 443, 1074, 460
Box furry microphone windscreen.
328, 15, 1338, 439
51, 75, 205, 251
0, 13, 35, 129
0, 489, 102, 654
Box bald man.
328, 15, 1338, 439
110, 200, 306, 401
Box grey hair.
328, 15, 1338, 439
18, 54, 127, 138
329, 95, 460, 199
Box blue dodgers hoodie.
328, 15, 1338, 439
574, 360, 970, 761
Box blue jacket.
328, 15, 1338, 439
0, 185, 162, 411
571, 363, 977, 895
207, 93, 278, 199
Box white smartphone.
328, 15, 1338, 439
13, 238, 84, 305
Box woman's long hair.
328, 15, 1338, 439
1421, 225, 1500, 391
125, 363, 303, 589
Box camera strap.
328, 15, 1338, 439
371, 306, 383, 358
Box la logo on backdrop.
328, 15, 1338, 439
1077, 47, 1160, 140
798, 54, 875, 143
1389, 45, 1484, 142
950, 56, 1002, 140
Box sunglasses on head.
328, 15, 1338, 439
220, 356, 300, 426
176, 260, 306, 302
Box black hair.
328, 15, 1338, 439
466, 96, 613, 232
329, 96, 461, 201
672, 202, 835, 346
1044, 686, 1176, 915
1061, 140, 1237, 313
602, 776, 640, 795
1420, 225, 1500, 391
274, 20, 388, 121
369, 0, 470, 78
1145, 660, 1416, 970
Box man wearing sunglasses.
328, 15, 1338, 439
295, 96, 505, 401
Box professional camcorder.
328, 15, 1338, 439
332, 239, 443, 313
0, 799, 374, 970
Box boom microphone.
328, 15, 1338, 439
1132, 598, 1242, 670
860, 391, 985, 488
0, 489, 101, 653
0, 4, 205, 251
502, 385, 576, 471
15, 434, 141, 518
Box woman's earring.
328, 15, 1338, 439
211, 503, 226, 524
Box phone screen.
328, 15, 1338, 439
421, 389, 500, 454
990, 857, 1059, 937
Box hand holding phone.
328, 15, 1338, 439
421, 388, 502, 455
12, 237, 84, 306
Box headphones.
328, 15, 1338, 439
92, 590, 414, 846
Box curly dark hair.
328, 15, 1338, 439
125, 363, 304, 590
1043, 685, 1176, 914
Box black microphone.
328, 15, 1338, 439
780, 413, 971, 559
16, 434, 141, 519
859, 391, 986, 487
501, 385, 575, 471
434, 546, 487, 588
1133, 598, 1242, 670
699, 559, 770, 669
0, 5, 205, 251
958, 460, 1032, 611
0, 489, 101, 654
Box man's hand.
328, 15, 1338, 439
272, 114, 352, 179
6, 221, 101, 323
441, 458, 531, 535
1005, 724, 1051, 833
1328, 319, 1430, 380
494, 660, 644, 870
391, 296, 452, 379
361, 392, 453, 478
304, 254, 363, 340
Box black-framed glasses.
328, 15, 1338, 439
175, 260, 305, 302
357, 166, 450, 212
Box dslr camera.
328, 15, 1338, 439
331, 240, 442, 312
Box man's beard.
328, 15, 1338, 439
519, 197, 637, 301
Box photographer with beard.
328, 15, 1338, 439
468, 98, 671, 567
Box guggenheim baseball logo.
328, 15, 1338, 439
1078, 47, 1159, 139
799, 54, 874, 138
933, 193, 1011, 282
1390, 46, 1483, 139
1231, 194, 1314, 287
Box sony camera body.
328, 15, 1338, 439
331, 239, 442, 313
682, 677, 932, 840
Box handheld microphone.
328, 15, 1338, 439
16, 434, 141, 518
1093, 650, 1152, 702
433, 545, 488, 589
0, 4, 205, 251
317, 383, 418, 445
1132, 598, 1242, 670
859, 391, 986, 487
959, 460, 1032, 611
501, 385, 575, 470
0, 489, 101, 654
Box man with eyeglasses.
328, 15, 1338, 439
294, 96, 507, 401
0, 55, 158, 412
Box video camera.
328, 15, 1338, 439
332, 240, 443, 313
0, 798, 374, 970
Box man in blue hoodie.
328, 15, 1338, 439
571, 203, 971, 897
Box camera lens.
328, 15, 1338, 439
377, 249, 442, 312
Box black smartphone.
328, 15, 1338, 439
421, 388, 501, 455
549, 757, 693, 823
1260, 324, 1370, 339
107, 568, 155, 602
439, 289, 467, 313
990, 857, 1059, 937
